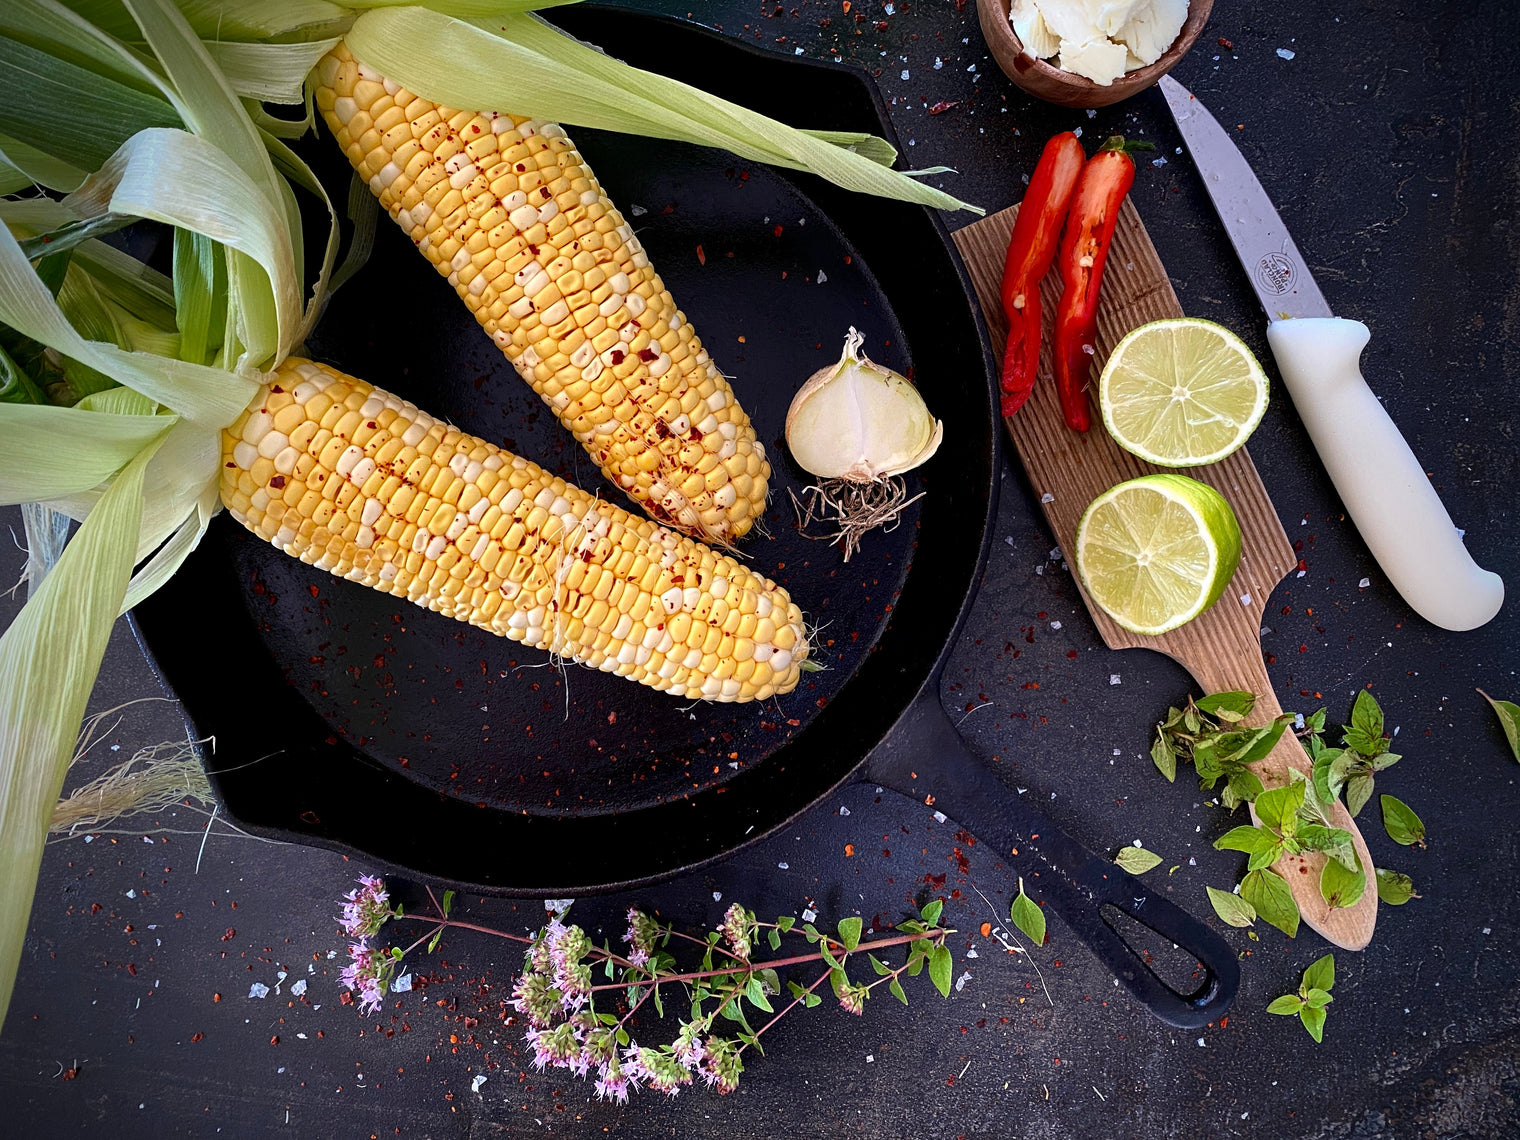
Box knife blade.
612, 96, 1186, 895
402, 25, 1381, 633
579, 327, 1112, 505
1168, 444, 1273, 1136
1159, 76, 1503, 632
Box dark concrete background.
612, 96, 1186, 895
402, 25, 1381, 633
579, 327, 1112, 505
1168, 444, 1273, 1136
1, 0, 1516, 1136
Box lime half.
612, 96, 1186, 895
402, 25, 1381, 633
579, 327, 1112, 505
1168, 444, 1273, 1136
1099, 318, 1269, 467
1075, 474, 1243, 636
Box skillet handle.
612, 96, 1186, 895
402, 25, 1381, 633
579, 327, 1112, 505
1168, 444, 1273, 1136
864, 691, 1239, 1029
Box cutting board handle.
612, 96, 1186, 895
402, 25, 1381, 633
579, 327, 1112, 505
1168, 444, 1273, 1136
867, 691, 1239, 1028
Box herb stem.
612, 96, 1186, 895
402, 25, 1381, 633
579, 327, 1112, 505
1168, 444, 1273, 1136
586, 928, 941, 992
739, 965, 833, 1054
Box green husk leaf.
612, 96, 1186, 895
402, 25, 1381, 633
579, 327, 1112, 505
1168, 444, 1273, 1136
61, 126, 291, 392
1205, 886, 1256, 928
0, 130, 87, 192
0, 32, 180, 172
0, 400, 173, 505
0, 441, 153, 1029
1114, 846, 1162, 875
1478, 690, 1520, 762
343, 7, 981, 214
2, 192, 256, 425
202, 38, 341, 104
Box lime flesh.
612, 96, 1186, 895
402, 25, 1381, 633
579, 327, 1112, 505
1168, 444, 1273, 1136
1099, 318, 1269, 467
1075, 473, 1243, 636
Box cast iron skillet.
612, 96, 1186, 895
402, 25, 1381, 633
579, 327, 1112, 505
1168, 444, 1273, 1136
132, 6, 1236, 1027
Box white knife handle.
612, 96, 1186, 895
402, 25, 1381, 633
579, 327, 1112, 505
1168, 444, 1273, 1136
1265, 317, 1503, 631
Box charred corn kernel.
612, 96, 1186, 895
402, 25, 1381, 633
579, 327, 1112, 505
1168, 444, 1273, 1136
316, 43, 769, 545
220, 358, 807, 703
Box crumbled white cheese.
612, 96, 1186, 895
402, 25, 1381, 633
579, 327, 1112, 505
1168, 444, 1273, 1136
1008, 0, 1189, 84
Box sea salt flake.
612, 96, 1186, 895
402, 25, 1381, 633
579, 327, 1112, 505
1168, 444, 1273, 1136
802, 907, 818, 923
1239, 593, 1252, 605
1040, 492, 1055, 504
630, 204, 647, 216
901, 69, 910, 80
290, 979, 307, 997
126, 889, 136, 899
954, 971, 972, 992
934, 57, 943, 69
778, 861, 789, 870
817, 271, 828, 284
933, 811, 947, 823
391, 973, 413, 993
1359, 577, 1371, 588
1276, 47, 1295, 59
1110, 674, 1122, 686
838, 805, 851, 816
1050, 621, 1062, 630
472, 1074, 488, 1093
248, 982, 270, 999
966, 948, 979, 958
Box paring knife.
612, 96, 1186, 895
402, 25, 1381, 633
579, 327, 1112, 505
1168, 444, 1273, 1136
1159, 75, 1504, 632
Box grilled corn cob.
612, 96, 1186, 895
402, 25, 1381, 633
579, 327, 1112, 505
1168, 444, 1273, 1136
313, 43, 770, 545
220, 358, 807, 702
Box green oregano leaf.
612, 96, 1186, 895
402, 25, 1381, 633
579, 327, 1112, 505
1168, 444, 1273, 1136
920, 899, 943, 927
1344, 772, 1375, 817
1299, 1003, 1327, 1043
889, 977, 908, 1005
1302, 952, 1335, 993
1254, 781, 1306, 832
928, 945, 953, 998
1114, 846, 1163, 874
1206, 886, 1256, 928
1197, 690, 1255, 718
1241, 868, 1300, 937
1380, 795, 1426, 847
1375, 867, 1419, 905
1152, 731, 1177, 782
1319, 860, 1364, 909
1478, 690, 1520, 762
1266, 994, 1303, 1015
1009, 878, 1046, 946
837, 917, 862, 952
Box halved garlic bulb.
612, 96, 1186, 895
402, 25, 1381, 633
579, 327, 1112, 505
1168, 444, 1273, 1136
785, 328, 943, 481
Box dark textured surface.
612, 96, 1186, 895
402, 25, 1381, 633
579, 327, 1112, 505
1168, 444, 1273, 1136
2, 1, 1517, 1137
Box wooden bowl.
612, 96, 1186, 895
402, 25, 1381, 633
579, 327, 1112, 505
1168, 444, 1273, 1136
976, 0, 1213, 108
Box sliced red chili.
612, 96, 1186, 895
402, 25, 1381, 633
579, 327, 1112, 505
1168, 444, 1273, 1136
1052, 136, 1150, 432
998, 132, 1085, 418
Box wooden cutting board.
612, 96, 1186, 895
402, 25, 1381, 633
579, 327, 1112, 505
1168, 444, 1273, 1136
953, 201, 1377, 950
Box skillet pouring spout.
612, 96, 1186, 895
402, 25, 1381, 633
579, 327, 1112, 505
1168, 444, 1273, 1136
864, 689, 1239, 1029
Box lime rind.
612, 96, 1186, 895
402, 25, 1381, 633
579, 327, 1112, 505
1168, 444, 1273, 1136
1075, 473, 1243, 636
1099, 318, 1270, 468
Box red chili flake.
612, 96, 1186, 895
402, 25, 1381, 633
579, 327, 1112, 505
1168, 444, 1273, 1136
60, 1068, 79, 1081
637, 348, 659, 362
1217, 36, 1234, 49
212, 993, 222, 1002
609, 348, 625, 366
696, 245, 706, 265
221, 928, 236, 942
268, 475, 286, 490
191, 1033, 204, 1043
945, 1075, 956, 1086
844, 844, 855, 857
126, 963, 137, 976
842, 0, 850, 9
270, 1036, 279, 1046
928, 101, 961, 115
979, 922, 991, 937
772, 224, 784, 237
307, 585, 320, 597
90, 903, 102, 915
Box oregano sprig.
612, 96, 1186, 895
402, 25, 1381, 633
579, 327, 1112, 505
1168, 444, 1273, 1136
1151, 690, 1293, 809
1267, 953, 1336, 1042
1303, 691, 1400, 817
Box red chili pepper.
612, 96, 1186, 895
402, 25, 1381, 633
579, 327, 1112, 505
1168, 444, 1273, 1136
1052, 136, 1150, 432
998, 132, 1085, 418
